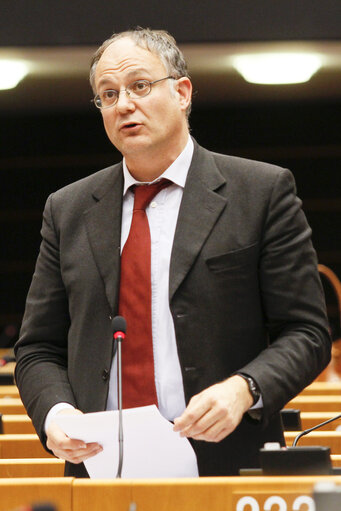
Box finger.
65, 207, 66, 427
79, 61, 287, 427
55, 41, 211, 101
179, 407, 223, 437
47, 420, 87, 447
53, 442, 103, 463
174, 394, 211, 431
191, 425, 231, 443
47, 430, 87, 453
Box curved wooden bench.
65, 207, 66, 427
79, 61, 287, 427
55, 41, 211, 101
0, 434, 53, 458
286, 395, 341, 412
0, 458, 64, 477
0, 477, 72, 511
0, 414, 35, 434
0, 398, 26, 415
285, 430, 341, 454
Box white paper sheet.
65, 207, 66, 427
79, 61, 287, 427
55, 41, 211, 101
54, 405, 198, 479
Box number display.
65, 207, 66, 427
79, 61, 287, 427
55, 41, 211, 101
236, 495, 315, 511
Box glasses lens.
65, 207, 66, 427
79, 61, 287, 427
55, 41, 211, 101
128, 80, 151, 99
100, 90, 118, 108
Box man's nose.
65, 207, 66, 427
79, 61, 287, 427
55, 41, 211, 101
116, 90, 135, 112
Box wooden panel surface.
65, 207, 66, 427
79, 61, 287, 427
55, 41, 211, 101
0, 398, 26, 414
0, 434, 53, 458
73, 476, 341, 511
301, 382, 341, 396
285, 430, 341, 453
0, 477, 73, 511
2, 414, 35, 434
0, 386, 19, 398
301, 411, 341, 431
286, 395, 341, 412
74, 479, 133, 511
0, 458, 64, 477
331, 454, 341, 467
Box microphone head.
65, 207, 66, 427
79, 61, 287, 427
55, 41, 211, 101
32, 504, 57, 511
112, 315, 127, 335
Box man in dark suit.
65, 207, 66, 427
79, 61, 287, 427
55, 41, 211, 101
15, 28, 331, 477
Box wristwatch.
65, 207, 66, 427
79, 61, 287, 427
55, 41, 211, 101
238, 374, 261, 406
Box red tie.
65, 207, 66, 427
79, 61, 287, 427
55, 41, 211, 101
119, 179, 171, 408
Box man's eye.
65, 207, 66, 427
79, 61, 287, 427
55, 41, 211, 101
132, 81, 149, 93
103, 90, 117, 99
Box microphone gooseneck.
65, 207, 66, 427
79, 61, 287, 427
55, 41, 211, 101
112, 315, 127, 478
293, 413, 341, 447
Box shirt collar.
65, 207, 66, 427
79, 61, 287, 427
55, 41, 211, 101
122, 136, 194, 196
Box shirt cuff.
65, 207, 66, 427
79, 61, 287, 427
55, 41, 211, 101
44, 402, 75, 433
251, 395, 263, 410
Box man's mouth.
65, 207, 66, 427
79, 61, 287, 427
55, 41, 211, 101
121, 122, 140, 130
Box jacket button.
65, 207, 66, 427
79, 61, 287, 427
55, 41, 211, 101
102, 369, 109, 381
176, 312, 186, 319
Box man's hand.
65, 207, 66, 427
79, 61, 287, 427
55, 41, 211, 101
173, 375, 253, 442
46, 408, 103, 463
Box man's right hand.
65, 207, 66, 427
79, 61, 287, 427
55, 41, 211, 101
46, 408, 103, 464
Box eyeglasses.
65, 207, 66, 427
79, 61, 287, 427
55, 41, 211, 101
93, 76, 176, 109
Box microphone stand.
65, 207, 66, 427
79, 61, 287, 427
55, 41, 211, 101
293, 413, 341, 446
112, 315, 126, 479
116, 335, 124, 478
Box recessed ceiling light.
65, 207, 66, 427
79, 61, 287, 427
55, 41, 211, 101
232, 53, 323, 85
0, 60, 29, 90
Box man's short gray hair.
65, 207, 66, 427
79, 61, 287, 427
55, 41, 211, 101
90, 27, 191, 117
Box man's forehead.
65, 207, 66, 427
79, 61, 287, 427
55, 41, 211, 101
100, 37, 159, 65
95, 38, 165, 85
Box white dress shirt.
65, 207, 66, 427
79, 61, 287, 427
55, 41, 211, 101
106, 136, 194, 420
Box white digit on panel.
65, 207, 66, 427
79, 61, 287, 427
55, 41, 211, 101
292, 495, 316, 511
264, 495, 287, 511
236, 496, 260, 511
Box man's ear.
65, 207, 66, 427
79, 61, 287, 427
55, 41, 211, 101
176, 77, 192, 112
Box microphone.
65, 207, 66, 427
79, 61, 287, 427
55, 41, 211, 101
293, 413, 341, 446
259, 413, 341, 475
112, 316, 126, 343
112, 315, 127, 478
0, 355, 16, 367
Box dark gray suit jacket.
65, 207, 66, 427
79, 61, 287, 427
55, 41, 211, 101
15, 140, 331, 476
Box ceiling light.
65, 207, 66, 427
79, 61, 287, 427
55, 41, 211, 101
232, 53, 322, 85
0, 60, 29, 90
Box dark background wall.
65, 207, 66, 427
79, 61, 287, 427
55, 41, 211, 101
2, 0, 341, 45
1, 2, 340, 345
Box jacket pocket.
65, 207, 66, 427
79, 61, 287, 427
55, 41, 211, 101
205, 242, 259, 273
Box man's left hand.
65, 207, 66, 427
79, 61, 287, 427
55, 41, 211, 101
173, 375, 253, 442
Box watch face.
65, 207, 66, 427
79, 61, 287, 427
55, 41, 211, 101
247, 377, 260, 403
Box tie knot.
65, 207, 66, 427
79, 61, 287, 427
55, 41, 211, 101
132, 178, 171, 211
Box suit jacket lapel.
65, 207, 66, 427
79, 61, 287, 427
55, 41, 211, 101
169, 142, 228, 301
84, 164, 124, 314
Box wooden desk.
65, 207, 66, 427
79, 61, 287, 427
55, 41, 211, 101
73, 476, 341, 511
0, 458, 64, 477
0, 362, 15, 384
0, 385, 19, 398
301, 411, 341, 431
301, 382, 341, 396
286, 395, 341, 412
0, 398, 26, 414
1, 414, 35, 434
285, 430, 341, 453
0, 434, 53, 458
332, 454, 341, 467
0, 477, 72, 511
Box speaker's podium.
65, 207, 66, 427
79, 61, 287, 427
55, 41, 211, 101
72, 475, 341, 511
